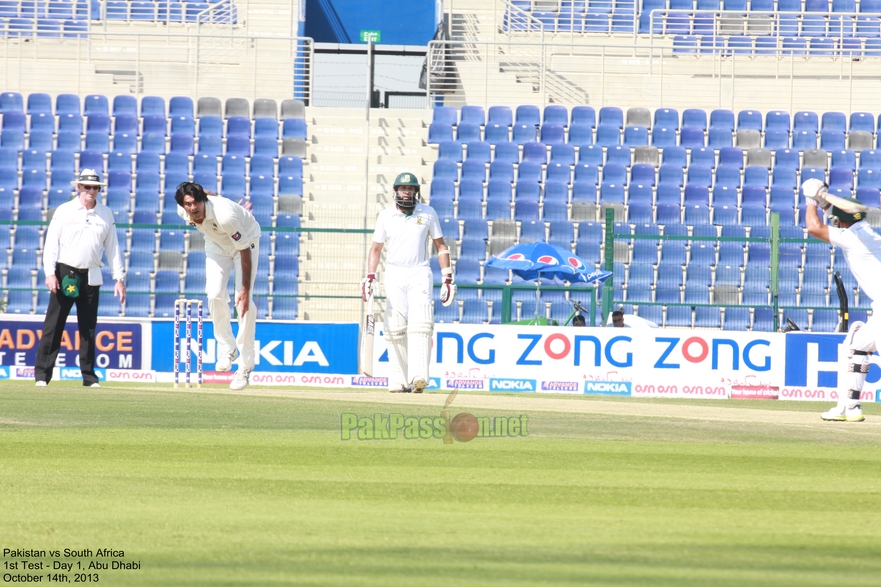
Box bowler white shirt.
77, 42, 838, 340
372, 203, 443, 268
178, 195, 261, 256
828, 220, 881, 310
42, 197, 124, 286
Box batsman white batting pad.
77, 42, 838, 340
384, 309, 409, 391
407, 301, 433, 386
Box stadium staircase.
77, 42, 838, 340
299, 106, 433, 321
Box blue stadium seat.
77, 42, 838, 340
199, 115, 223, 137
850, 111, 875, 133
605, 145, 630, 167
743, 166, 770, 189
578, 144, 603, 166
250, 174, 274, 197
658, 164, 684, 188
141, 114, 168, 137
170, 116, 195, 137
821, 130, 846, 150
623, 125, 649, 146
652, 126, 677, 147
433, 106, 458, 126
831, 149, 857, 171
545, 163, 572, 185
484, 124, 510, 145
714, 165, 741, 189
595, 124, 621, 147
83, 128, 110, 152
137, 132, 163, 154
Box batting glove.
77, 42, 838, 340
440, 267, 457, 307
360, 273, 376, 302
802, 178, 829, 208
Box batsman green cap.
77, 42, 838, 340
393, 172, 420, 188
831, 197, 865, 224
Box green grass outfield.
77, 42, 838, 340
1, 381, 880, 587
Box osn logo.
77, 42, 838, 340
339, 390, 528, 443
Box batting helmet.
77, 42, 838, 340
393, 172, 420, 210
831, 197, 866, 225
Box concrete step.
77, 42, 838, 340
298, 300, 360, 322
301, 264, 363, 282
301, 243, 368, 261
310, 144, 428, 162
310, 133, 426, 149
308, 107, 430, 126
302, 201, 382, 227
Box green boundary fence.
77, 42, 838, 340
600, 208, 870, 331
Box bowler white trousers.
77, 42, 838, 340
206, 241, 259, 369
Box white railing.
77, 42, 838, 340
425, 37, 881, 114
0, 29, 313, 104
195, 0, 239, 34
646, 9, 881, 44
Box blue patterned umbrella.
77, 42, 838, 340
485, 241, 612, 284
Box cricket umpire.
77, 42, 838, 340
175, 182, 261, 391
35, 169, 126, 387
361, 172, 455, 393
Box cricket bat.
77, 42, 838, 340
360, 293, 376, 376
833, 271, 849, 333
825, 192, 869, 214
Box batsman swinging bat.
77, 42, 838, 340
825, 192, 870, 214
834, 271, 849, 333
360, 292, 376, 376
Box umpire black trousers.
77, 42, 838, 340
34, 263, 102, 386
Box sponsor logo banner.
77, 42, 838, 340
266, 373, 348, 387
202, 372, 235, 384
584, 381, 632, 396
630, 383, 727, 398
489, 378, 536, 392
105, 369, 157, 383
0, 366, 8, 379
778, 388, 876, 402
446, 379, 485, 390
152, 322, 358, 374
59, 367, 106, 381
783, 332, 881, 389
730, 384, 779, 400
351, 376, 388, 387
15, 367, 34, 379
0, 320, 143, 370
540, 381, 581, 393
370, 325, 782, 395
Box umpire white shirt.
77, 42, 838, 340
829, 220, 881, 311
178, 195, 261, 253
42, 197, 124, 286
372, 203, 443, 268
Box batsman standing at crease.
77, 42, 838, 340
176, 182, 261, 391
35, 169, 126, 387
362, 172, 456, 393
804, 178, 878, 422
